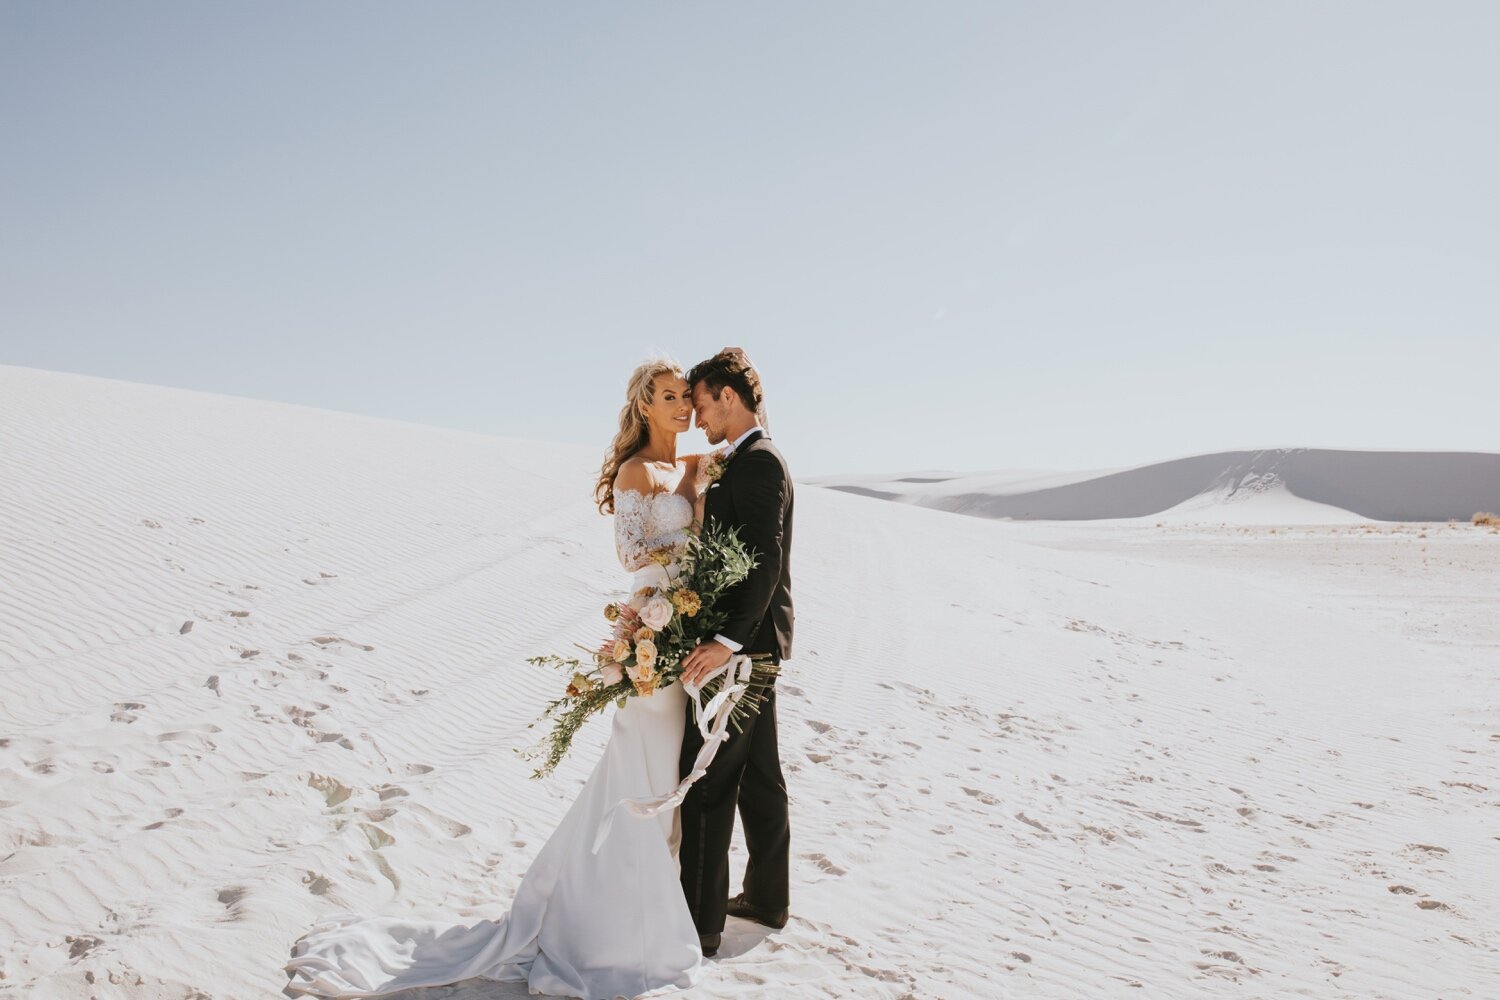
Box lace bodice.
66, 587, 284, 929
614, 490, 696, 572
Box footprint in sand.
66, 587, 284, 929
806, 853, 847, 877
217, 886, 248, 920
66, 934, 105, 959
111, 702, 145, 723
308, 774, 353, 807
302, 871, 334, 896
1015, 811, 1052, 834
961, 786, 1000, 806
1405, 843, 1450, 857
311, 635, 375, 652
361, 823, 396, 848
143, 808, 185, 830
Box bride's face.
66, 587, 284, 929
641, 374, 691, 439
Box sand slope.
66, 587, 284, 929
813, 448, 1500, 522
2, 365, 1497, 999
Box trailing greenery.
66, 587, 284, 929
523, 522, 778, 778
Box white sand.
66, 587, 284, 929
2, 364, 1497, 998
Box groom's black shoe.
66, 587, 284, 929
698, 933, 720, 958
726, 893, 788, 929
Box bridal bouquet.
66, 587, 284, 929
525, 522, 779, 779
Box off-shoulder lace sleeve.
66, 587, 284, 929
614, 490, 676, 572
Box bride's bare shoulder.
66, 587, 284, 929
613, 457, 656, 497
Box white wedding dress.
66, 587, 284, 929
286, 490, 706, 999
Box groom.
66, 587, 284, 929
678, 348, 794, 958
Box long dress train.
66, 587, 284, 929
286, 492, 706, 999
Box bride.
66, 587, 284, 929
286, 360, 713, 999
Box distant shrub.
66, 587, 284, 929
1474, 512, 1499, 526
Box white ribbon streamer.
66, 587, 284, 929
591, 653, 755, 854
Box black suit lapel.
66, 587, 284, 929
722, 429, 764, 473
704, 429, 771, 531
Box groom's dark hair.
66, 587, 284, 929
686, 347, 764, 412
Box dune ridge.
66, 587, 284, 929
813, 448, 1500, 522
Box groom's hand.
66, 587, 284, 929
681, 640, 733, 685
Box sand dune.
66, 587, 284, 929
813, 448, 1500, 522
2, 364, 1497, 998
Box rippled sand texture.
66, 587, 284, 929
2, 364, 1496, 998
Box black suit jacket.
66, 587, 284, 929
703, 430, 794, 661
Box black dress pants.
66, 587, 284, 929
678, 683, 790, 935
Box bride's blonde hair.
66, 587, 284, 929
595, 358, 684, 514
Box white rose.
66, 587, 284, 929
639, 596, 674, 630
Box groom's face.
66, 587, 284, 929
691, 383, 731, 445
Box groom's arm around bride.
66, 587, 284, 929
677, 348, 794, 953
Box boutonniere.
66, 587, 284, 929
701, 448, 731, 484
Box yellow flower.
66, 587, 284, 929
634, 626, 655, 643
604, 604, 621, 622
634, 639, 658, 669
612, 638, 632, 662
566, 672, 595, 698
670, 589, 701, 617
650, 548, 674, 567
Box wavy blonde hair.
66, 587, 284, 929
595, 358, 684, 514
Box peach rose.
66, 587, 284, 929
601, 662, 625, 686
634, 638, 658, 670
639, 596, 674, 630
633, 626, 655, 643
627, 660, 659, 696
612, 638, 632, 663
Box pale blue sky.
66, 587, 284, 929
3, 2, 1496, 476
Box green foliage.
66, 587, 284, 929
522, 522, 771, 779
